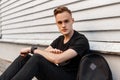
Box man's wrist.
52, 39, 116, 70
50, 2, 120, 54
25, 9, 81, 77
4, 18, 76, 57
31, 46, 38, 54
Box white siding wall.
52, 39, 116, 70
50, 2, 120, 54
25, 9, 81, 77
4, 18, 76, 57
0, 0, 120, 53
0, 0, 2, 38
0, 0, 120, 79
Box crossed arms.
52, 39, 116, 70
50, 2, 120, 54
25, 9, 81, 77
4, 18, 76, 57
20, 46, 77, 64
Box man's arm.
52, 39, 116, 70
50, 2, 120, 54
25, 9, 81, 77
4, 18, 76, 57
20, 47, 31, 57
45, 46, 63, 54
20, 46, 62, 57
34, 46, 77, 64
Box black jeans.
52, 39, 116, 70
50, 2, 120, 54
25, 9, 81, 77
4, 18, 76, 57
0, 54, 76, 80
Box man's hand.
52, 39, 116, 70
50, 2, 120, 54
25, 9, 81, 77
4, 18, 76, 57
45, 46, 63, 54
49, 48, 63, 54
20, 47, 31, 57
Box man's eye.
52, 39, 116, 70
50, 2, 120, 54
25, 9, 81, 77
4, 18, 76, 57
64, 20, 69, 23
58, 21, 62, 24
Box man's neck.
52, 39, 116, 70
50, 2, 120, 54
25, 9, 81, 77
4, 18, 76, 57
64, 30, 74, 44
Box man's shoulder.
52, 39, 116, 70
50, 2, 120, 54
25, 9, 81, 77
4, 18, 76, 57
74, 30, 86, 39
56, 35, 64, 39
53, 35, 63, 42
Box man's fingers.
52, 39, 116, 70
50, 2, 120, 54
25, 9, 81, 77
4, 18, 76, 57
52, 49, 63, 54
49, 48, 63, 54
20, 53, 26, 57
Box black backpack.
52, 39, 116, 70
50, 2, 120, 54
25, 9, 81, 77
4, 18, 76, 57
77, 53, 113, 80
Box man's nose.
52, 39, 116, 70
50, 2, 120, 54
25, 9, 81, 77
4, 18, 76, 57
62, 22, 66, 28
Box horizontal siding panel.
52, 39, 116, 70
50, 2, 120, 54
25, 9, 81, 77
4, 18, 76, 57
2, 30, 120, 42
0, 39, 52, 46
2, 18, 120, 34
1, 9, 53, 25
0, 28, 1, 38
72, 4, 120, 21
2, 1, 120, 25
73, 18, 120, 31
0, 0, 19, 11
2, 2, 120, 28
90, 41, 120, 53
2, 22, 55, 30
0, 0, 35, 13
0, 0, 49, 20
2, 16, 55, 26
0, 0, 49, 14
2, 33, 60, 40
1, 39, 120, 53
1, 0, 120, 21
2, 25, 58, 33
0, 0, 9, 6
82, 31, 120, 42
67, 0, 120, 11
1, 0, 78, 20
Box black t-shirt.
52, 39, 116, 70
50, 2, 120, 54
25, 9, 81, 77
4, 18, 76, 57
50, 30, 89, 73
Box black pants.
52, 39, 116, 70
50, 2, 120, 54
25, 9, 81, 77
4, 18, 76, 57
0, 54, 76, 80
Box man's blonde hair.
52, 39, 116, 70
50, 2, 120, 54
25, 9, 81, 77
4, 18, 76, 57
54, 6, 72, 16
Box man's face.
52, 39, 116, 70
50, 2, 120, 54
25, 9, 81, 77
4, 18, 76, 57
55, 11, 74, 36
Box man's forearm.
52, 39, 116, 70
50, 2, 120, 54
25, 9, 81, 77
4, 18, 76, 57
34, 49, 62, 64
34, 49, 77, 64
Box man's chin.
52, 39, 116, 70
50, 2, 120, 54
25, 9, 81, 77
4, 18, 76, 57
62, 33, 69, 36
60, 31, 69, 35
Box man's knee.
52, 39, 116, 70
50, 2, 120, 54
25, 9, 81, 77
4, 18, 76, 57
32, 54, 44, 59
31, 54, 53, 66
31, 54, 47, 63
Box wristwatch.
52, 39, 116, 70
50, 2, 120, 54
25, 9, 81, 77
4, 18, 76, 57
31, 46, 38, 54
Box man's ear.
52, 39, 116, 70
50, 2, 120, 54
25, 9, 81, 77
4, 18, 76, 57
72, 18, 74, 22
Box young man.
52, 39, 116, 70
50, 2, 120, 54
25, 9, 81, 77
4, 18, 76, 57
0, 6, 89, 80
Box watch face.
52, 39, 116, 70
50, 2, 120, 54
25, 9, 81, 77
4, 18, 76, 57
31, 46, 38, 54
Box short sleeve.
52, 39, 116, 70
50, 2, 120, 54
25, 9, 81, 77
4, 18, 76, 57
50, 38, 58, 48
70, 36, 89, 56
50, 36, 62, 48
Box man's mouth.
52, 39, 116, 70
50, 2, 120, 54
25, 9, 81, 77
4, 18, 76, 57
62, 29, 67, 32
